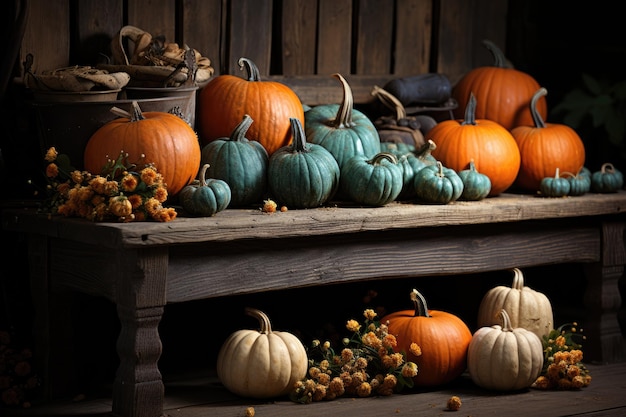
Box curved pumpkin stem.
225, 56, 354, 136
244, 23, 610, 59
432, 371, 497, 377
369, 152, 398, 166
498, 309, 513, 332
461, 94, 478, 126
289, 117, 310, 153
414, 139, 437, 161
601, 162, 616, 174
530, 88, 548, 128
511, 267, 524, 290
230, 114, 254, 142
331, 73, 355, 128
245, 307, 272, 334
482, 39, 509, 69
238, 57, 261, 82
197, 163, 210, 186
410, 289, 431, 318
371, 85, 407, 121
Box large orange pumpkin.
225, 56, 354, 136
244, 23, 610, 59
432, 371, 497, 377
429, 93, 521, 195
197, 57, 304, 155
84, 101, 201, 197
382, 289, 472, 387
511, 87, 586, 192
452, 40, 547, 131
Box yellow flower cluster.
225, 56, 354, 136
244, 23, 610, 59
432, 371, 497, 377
289, 309, 419, 403
532, 323, 591, 390
38, 147, 177, 222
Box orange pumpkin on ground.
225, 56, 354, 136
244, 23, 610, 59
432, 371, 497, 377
429, 93, 521, 196
452, 40, 547, 131
511, 87, 586, 192
382, 289, 472, 387
197, 57, 304, 155
84, 100, 201, 198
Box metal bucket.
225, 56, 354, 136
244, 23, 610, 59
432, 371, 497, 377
32, 93, 197, 170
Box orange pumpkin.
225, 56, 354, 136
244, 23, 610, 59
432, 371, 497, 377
452, 40, 547, 131
511, 87, 586, 191
197, 57, 304, 155
84, 101, 201, 197
382, 289, 472, 387
429, 93, 521, 195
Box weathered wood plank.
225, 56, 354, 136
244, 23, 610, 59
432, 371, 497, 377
226, 0, 273, 75
317, 0, 352, 75
179, 0, 223, 75
435, 0, 474, 85
4, 192, 626, 249
20, 0, 70, 73
394, 0, 432, 75
127, 0, 177, 43
72, 0, 123, 65
355, 0, 394, 75
281, 0, 317, 75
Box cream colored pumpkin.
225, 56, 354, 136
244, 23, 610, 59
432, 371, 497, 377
477, 268, 553, 339
468, 309, 544, 391
216, 308, 308, 399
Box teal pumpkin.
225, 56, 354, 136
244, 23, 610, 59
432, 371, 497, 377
540, 168, 570, 197
395, 141, 438, 200
201, 114, 269, 207
268, 118, 340, 208
591, 162, 624, 193
458, 160, 491, 201
565, 170, 591, 196
179, 164, 231, 217
340, 152, 403, 206
414, 161, 464, 204
304, 73, 381, 170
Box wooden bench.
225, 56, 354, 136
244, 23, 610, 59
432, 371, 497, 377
3, 192, 626, 417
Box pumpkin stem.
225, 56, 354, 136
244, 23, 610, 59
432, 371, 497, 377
410, 289, 431, 318
461, 93, 478, 126
230, 114, 254, 142
601, 162, 616, 174
197, 163, 210, 186
530, 88, 548, 128
434, 160, 445, 177
289, 117, 310, 153
369, 152, 398, 166
331, 73, 355, 128
238, 57, 261, 82
245, 307, 272, 334
413, 139, 437, 161
110, 101, 145, 122
372, 85, 407, 121
482, 39, 509, 69
498, 309, 513, 331
511, 267, 524, 290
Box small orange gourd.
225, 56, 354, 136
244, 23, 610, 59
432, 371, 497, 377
382, 289, 472, 387
429, 93, 521, 195
511, 87, 586, 191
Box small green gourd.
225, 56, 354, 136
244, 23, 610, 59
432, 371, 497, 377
591, 162, 624, 193
540, 168, 570, 197
414, 161, 464, 204
340, 152, 403, 206
458, 160, 491, 201
179, 164, 231, 217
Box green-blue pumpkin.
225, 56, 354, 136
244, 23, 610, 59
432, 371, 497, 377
200, 114, 269, 207
340, 152, 403, 206
458, 160, 491, 201
540, 168, 570, 197
591, 162, 624, 193
414, 161, 464, 204
304, 73, 380, 170
268, 118, 340, 208
179, 164, 231, 217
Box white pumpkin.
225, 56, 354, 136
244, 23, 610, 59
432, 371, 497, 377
477, 267, 553, 339
468, 309, 544, 391
216, 307, 308, 399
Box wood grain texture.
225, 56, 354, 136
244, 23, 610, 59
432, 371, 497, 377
355, 0, 394, 74
179, 0, 223, 74
227, 0, 273, 75
317, 0, 352, 75
20, 0, 70, 72
281, 0, 317, 75
394, 0, 432, 75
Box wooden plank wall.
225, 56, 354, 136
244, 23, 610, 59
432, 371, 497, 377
16, 0, 507, 105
